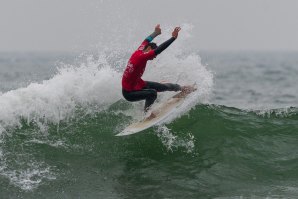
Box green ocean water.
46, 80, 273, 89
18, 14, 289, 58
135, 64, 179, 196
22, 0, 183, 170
1, 104, 298, 198
0, 52, 298, 198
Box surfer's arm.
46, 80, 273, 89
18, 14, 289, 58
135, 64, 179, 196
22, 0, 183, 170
154, 37, 176, 55
140, 36, 175, 60
154, 27, 181, 55
145, 31, 159, 43
145, 24, 161, 42
138, 25, 161, 50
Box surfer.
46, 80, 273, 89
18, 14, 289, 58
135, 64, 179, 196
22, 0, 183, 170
122, 24, 192, 116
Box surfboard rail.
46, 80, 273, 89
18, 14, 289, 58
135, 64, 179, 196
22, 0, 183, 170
116, 86, 196, 136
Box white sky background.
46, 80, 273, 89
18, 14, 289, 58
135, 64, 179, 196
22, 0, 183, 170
0, 0, 297, 52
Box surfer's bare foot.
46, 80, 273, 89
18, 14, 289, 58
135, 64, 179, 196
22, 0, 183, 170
181, 85, 197, 94
147, 112, 157, 120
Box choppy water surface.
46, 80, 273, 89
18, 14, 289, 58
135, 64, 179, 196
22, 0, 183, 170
0, 50, 297, 198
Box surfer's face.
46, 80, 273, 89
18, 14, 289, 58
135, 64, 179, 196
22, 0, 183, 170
143, 43, 157, 52
143, 46, 152, 52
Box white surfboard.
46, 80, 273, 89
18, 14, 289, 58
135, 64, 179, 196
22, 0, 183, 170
116, 87, 196, 136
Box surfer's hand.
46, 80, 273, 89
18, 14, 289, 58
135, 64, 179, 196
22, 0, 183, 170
172, 27, 181, 39
155, 24, 161, 35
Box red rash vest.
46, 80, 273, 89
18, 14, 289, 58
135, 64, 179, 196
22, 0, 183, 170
122, 41, 156, 91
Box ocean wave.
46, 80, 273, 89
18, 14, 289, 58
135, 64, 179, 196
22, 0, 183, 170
1, 99, 298, 191
0, 25, 213, 190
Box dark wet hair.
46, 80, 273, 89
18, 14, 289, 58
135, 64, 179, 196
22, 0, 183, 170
145, 42, 157, 50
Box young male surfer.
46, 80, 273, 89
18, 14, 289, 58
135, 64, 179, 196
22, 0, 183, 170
122, 24, 192, 117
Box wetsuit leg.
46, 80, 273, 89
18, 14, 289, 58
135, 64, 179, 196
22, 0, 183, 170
122, 82, 181, 111
122, 89, 157, 111
145, 81, 181, 92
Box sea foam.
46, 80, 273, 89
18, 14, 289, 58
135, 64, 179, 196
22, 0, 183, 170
0, 24, 213, 190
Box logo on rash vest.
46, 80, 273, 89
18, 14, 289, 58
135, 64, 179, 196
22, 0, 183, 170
127, 62, 134, 73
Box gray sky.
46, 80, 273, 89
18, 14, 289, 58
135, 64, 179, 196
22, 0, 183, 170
1, 0, 298, 52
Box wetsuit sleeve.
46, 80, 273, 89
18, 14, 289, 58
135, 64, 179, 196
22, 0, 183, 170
140, 36, 176, 60
145, 31, 159, 42
137, 32, 159, 50
154, 37, 176, 55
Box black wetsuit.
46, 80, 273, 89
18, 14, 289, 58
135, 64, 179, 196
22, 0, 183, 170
122, 32, 180, 111
122, 81, 181, 111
